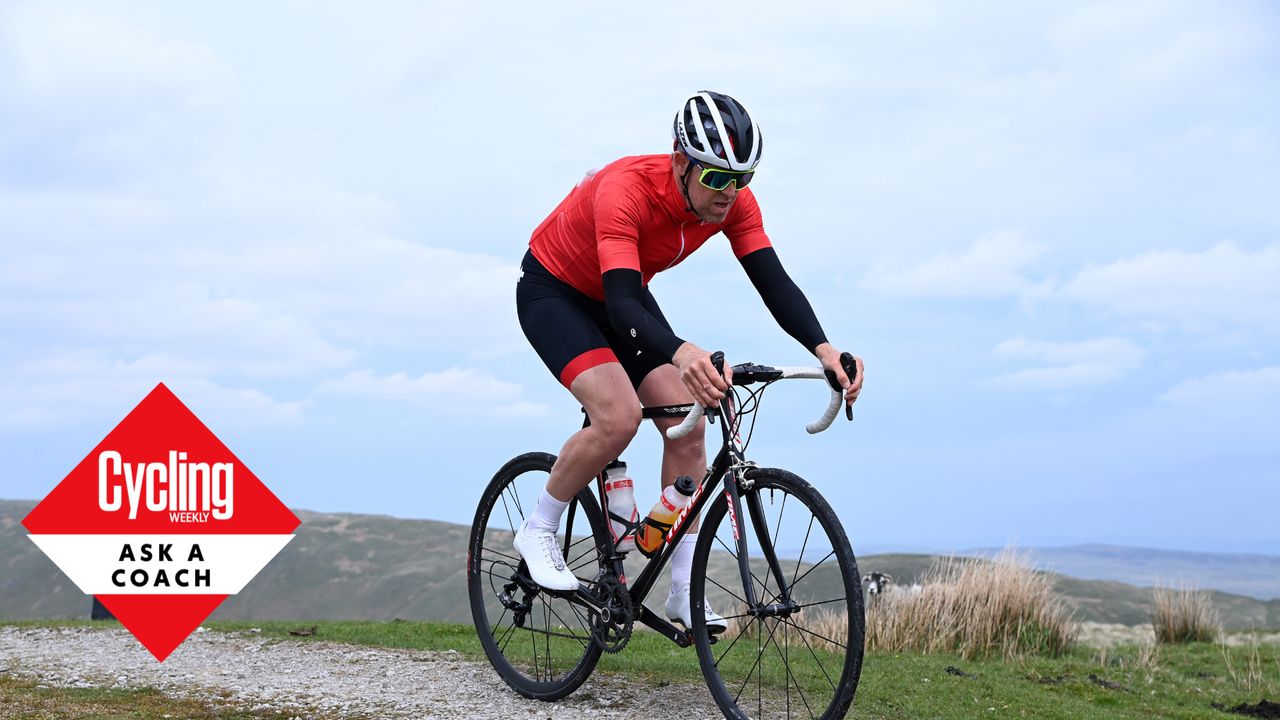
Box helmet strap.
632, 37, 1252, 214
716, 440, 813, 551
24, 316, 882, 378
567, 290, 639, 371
679, 157, 698, 217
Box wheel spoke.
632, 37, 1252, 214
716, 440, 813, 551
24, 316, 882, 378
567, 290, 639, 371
482, 548, 522, 565
780, 615, 848, 654
497, 617, 520, 653
786, 549, 836, 595
715, 613, 758, 667
731, 610, 787, 706
543, 597, 552, 680
566, 537, 599, 571
528, 610, 540, 680
781, 616, 840, 692
712, 532, 776, 600
707, 574, 749, 608
795, 597, 848, 613
765, 618, 818, 718
539, 598, 591, 648
730, 622, 769, 705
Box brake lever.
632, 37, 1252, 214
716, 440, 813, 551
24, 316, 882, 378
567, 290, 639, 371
708, 351, 725, 425
823, 352, 858, 421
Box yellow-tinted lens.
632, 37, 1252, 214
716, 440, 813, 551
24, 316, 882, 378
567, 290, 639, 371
699, 168, 754, 191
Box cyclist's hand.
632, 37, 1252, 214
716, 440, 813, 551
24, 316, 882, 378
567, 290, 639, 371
816, 343, 864, 410
673, 342, 731, 407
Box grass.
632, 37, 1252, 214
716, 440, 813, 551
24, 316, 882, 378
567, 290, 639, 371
5, 619, 1280, 719
1152, 586, 1221, 644
0, 674, 312, 720
216, 620, 1279, 718
866, 549, 1077, 660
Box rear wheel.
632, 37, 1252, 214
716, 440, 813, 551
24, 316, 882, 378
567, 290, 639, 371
690, 467, 865, 719
467, 452, 610, 700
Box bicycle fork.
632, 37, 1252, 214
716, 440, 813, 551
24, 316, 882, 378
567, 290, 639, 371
725, 466, 802, 620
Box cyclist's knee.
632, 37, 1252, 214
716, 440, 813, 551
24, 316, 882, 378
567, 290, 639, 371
591, 403, 642, 452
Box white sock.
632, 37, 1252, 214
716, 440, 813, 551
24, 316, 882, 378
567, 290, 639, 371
525, 488, 569, 533
670, 533, 697, 592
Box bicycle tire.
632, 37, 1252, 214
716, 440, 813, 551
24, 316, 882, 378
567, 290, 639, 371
690, 467, 865, 720
467, 451, 610, 700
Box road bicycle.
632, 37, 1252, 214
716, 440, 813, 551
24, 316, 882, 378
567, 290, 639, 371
468, 352, 865, 720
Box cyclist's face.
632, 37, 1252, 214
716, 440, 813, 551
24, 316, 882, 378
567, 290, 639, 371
674, 153, 738, 224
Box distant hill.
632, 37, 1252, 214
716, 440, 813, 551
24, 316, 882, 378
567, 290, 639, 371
958, 544, 1280, 600
3, 499, 1278, 629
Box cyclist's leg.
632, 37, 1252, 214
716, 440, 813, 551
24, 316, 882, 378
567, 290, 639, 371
516, 254, 642, 506
621, 286, 706, 527
549, 364, 641, 501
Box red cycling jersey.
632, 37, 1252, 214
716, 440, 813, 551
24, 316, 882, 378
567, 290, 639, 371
528, 154, 772, 301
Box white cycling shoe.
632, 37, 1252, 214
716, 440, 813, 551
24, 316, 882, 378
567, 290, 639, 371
666, 583, 728, 633
513, 522, 581, 592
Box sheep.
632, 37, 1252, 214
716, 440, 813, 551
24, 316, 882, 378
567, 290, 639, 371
862, 571, 894, 596
862, 572, 923, 602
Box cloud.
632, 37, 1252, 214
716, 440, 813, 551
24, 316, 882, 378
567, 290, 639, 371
0, 5, 234, 186
1061, 241, 1280, 330
1113, 366, 1280, 455
1159, 365, 1280, 416
989, 336, 1146, 389
0, 350, 305, 431
861, 230, 1046, 299
2, 6, 232, 101
316, 368, 547, 419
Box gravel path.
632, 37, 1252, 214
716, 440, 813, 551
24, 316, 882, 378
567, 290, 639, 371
0, 626, 721, 719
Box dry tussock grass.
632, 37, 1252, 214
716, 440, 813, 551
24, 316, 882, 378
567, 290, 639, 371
1151, 585, 1220, 644
864, 548, 1076, 660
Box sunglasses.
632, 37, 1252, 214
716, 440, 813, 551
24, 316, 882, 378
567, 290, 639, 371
696, 165, 755, 191
680, 149, 755, 190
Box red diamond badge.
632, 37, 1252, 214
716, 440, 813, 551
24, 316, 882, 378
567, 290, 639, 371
23, 383, 300, 661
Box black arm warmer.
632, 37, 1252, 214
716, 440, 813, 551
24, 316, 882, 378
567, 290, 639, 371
739, 247, 829, 354
602, 268, 686, 363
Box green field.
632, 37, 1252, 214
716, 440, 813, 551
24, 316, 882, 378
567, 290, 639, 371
5, 620, 1277, 719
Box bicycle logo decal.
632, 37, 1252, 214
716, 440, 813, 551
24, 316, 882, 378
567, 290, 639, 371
723, 488, 740, 541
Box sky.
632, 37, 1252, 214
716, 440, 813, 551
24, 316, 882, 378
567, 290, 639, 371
1, 1, 1277, 556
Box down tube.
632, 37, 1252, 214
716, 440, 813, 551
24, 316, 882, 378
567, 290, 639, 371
627, 445, 731, 605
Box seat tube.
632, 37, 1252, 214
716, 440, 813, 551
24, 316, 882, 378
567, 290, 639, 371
563, 497, 578, 565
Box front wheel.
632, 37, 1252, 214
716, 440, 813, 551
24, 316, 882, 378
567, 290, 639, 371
467, 452, 610, 700
690, 467, 865, 720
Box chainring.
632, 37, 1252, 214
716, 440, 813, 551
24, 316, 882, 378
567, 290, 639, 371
589, 576, 634, 654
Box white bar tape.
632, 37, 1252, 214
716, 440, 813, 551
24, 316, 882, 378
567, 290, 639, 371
665, 402, 705, 440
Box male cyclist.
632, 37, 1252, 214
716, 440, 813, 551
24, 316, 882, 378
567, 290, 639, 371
514, 91, 864, 632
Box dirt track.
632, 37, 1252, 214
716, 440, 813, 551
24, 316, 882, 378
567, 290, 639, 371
0, 626, 720, 719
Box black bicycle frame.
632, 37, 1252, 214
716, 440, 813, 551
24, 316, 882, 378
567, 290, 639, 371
564, 393, 799, 648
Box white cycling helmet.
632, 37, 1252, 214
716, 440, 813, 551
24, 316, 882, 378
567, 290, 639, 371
672, 91, 763, 172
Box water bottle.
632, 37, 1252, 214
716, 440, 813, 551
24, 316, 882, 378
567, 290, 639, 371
636, 475, 697, 557
603, 460, 637, 552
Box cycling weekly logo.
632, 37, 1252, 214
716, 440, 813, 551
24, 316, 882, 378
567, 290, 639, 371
22, 383, 300, 661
